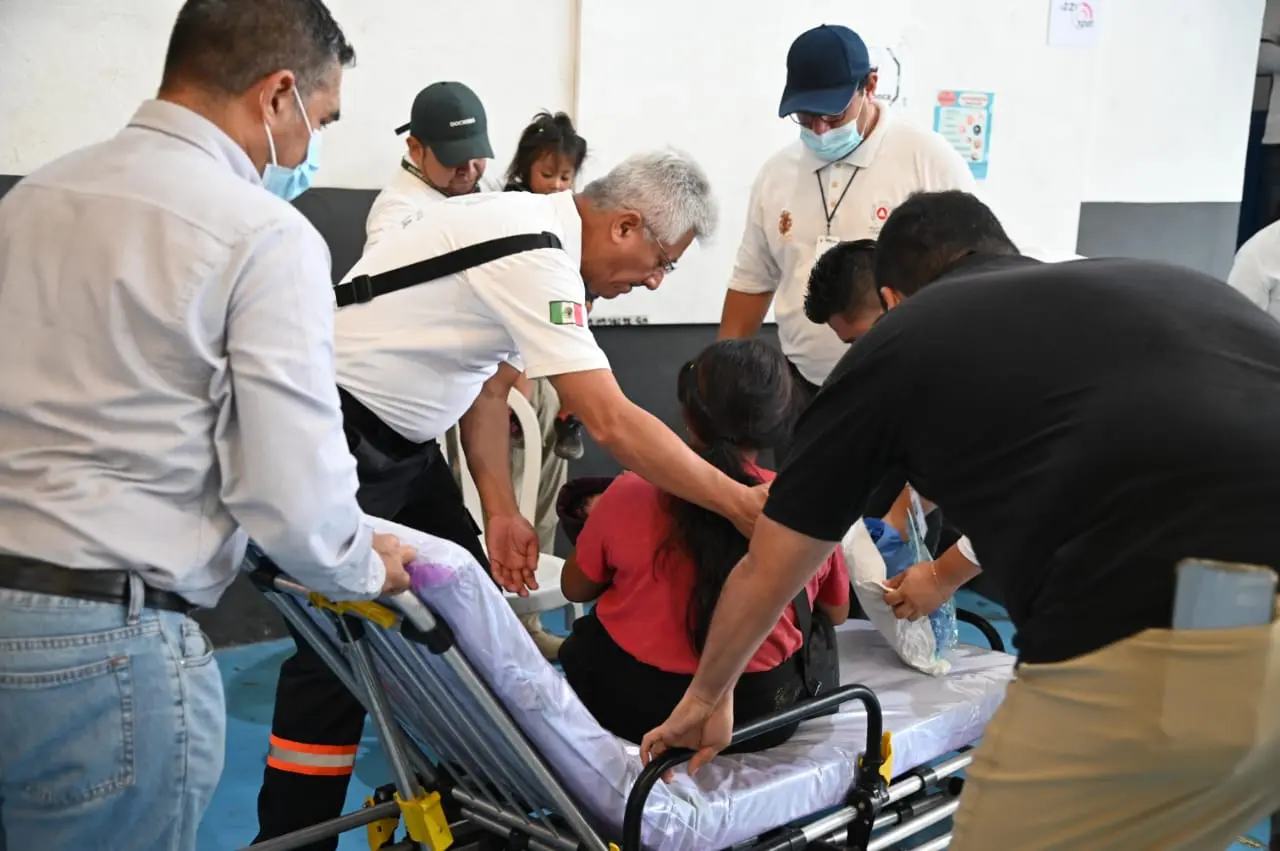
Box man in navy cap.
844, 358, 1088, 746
717, 24, 974, 466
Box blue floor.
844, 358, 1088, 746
199, 593, 1273, 849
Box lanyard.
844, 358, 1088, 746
815, 165, 860, 236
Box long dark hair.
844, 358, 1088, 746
504, 111, 588, 188
664, 339, 795, 654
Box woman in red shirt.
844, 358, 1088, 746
558, 339, 850, 747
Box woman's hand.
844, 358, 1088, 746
883, 561, 950, 621
639, 690, 734, 781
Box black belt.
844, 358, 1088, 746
0, 554, 197, 615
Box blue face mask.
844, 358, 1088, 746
800, 96, 868, 163
262, 87, 321, 201
801, 123, 863, 162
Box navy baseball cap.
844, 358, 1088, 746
778, 25, 872, 118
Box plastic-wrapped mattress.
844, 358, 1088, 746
299, 516, 1015, 851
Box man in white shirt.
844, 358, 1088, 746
718, 24, 975, 463
255, 149, 769, 844
359, 81, 569, 659
0, 2, 412, 848
364, 81, 502, 249
1229, 219, 1280, 322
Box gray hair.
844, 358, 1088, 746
581, 149, 718, 244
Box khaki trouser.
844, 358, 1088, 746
445, 377, 567, 553
951, 613, 1280, 850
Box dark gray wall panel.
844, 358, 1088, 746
1076, 201, 1241, 281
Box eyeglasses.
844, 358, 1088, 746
788, 93, 858, 128
643, 223, 677, 275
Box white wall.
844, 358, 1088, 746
0, 0, 1266, 324
0, 0, 577, 186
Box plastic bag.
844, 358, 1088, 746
843, 491, 958, 676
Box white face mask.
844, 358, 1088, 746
262, 86, 322, 201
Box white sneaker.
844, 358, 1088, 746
520, 613, 565, 661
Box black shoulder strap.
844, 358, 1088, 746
334, 231, 563, 308
792, 587, 816, 693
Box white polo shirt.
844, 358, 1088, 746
334, 190, 608, 443
364, 162, 505, 251
729, 109, 975, 385
1228, 220, 1280, 322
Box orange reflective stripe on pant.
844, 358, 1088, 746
265, 735, 358, 777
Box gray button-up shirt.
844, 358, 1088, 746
0, 100, 384, 605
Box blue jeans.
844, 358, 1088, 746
0, 576, 225, 850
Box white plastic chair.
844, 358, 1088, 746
445, 388, 582, 631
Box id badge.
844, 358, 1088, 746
815, 234, 842, 260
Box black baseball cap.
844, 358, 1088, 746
778, 25, 872, 118
395, 82, 494, 167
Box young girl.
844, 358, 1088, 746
503, 111, 592, 460
558, 340, 851, 747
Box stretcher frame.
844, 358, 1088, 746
239, 554, 1006, 851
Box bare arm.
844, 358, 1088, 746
549, 369, 764, 535
560, 550, 608, 603
934, 540, 983, 590
458, 362, 523, 520
717, 290, 775, 340
688, 516, 838, 705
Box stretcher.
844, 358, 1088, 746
242, 516, 1015, 851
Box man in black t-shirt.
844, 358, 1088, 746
641, 190, 1280, 849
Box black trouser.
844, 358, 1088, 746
254, 390, 488, 850
560, 610, 805, 750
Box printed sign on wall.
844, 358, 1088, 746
933, 90, 994, 180
1048, 0, 1102, 48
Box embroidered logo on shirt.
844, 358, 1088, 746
872, 201, 892, 223
779, 210, 793, 238
549, 301, 586, 327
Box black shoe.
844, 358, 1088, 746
553, 416, 586, 460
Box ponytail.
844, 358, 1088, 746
661, 340, 793, 654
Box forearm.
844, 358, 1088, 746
718, 289, 773, 340
935, 539, 982, 592
590, 401, 748, 522
688, 533, 835, 703
459, 392, 520, 519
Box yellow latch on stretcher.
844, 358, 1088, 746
307, 593, 398, 629
858, 731, 894, 784
364, 794, 400, 849
397, 789, 454, 851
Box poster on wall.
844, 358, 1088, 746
1047, 0, 1102, 48
933, 90, 994, 180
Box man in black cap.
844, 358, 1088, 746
717, 24, 972, 471
364, 80, 500, 249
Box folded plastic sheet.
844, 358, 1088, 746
300, 516, 1014, 851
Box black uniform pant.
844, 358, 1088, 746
254, 390, 488, 850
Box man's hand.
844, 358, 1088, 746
373, 533, 415, 595
883, 561, 949, 621
729, 481, 771, 538
486, 513, 540, 596
639, 690, 734, 781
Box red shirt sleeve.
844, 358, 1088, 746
816, 546, 851, 607
571, 475, 632, 584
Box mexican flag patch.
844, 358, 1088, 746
549, 300, 586, 327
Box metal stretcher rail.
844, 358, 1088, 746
622, 684, 892, 851
242, 553, 1009, 851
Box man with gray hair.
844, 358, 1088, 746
255, 148, 768, 845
